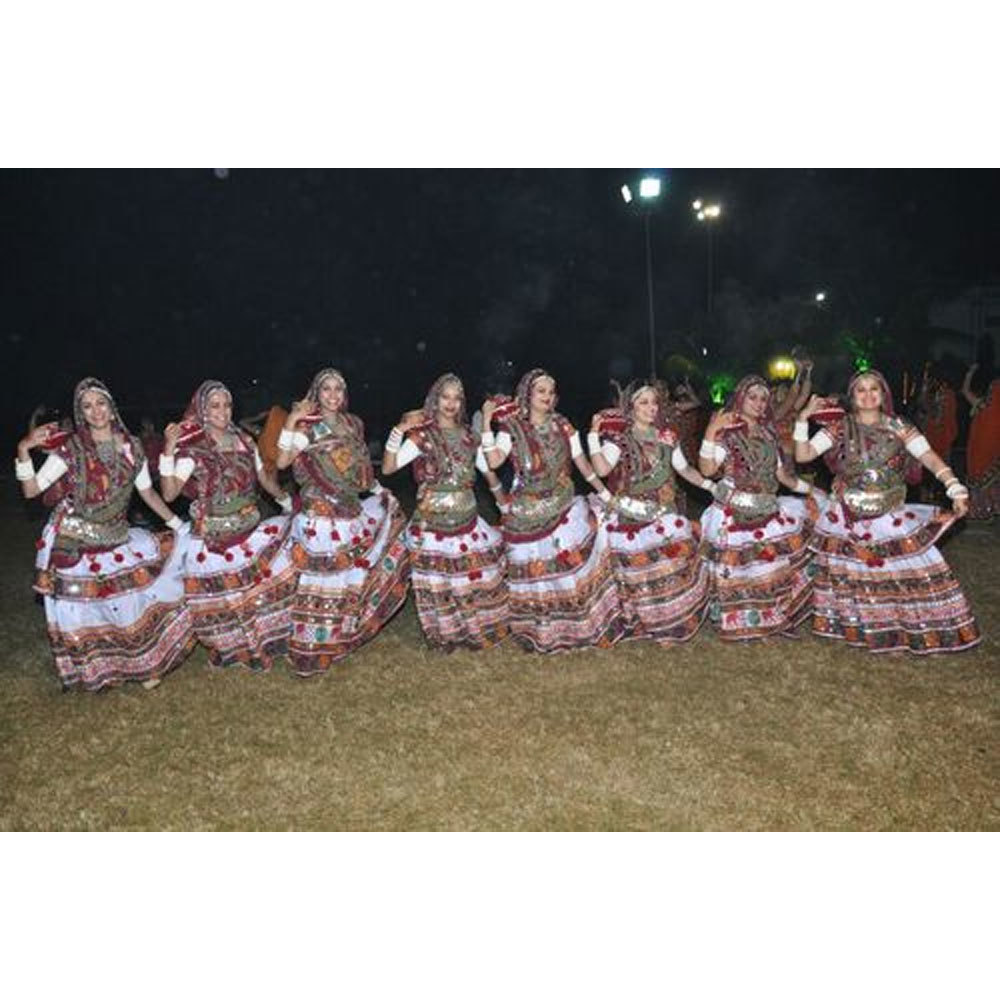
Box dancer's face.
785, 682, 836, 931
205, 389, 232, 432
851, 375, 883, 413
741, 384, 770, 421
318, 377, 345, 414
436, 381, 463, 423
530, 377, 555, 414
80, 390, 112, 431
632, 388, 659, 427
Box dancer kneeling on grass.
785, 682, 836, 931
277, 368, 409, 674
587, 382, 715, 644
480, 368, 625, 652
382, 373, 510, 650
795, 370, 980, 654
698, 375, 818, 641
161, 380, 297, 671
16, 377, 193, 691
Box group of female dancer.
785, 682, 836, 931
16, 365, 981, 692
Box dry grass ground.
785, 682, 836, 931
1, 484, 997, 831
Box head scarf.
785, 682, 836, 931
515, 368, 558, 418
306, 367, 348, 413
724, 375, 775, 423
182, 379, 237, 432
72, 376, 130, 445
422, 372, 468, 426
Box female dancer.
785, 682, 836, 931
588, 382, 715, 643
480, 368, 624, 652
277, 368, 409, 674
698, 374, 817, 640
960, 362, 1000, 521
796, 370, 980, 654
16, 377, 193, 690
161, 379, 297, 670
382, 373, 509, 649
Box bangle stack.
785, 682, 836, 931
385, 427, 404, 455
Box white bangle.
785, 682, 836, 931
384, 427, 403, 454
488, 481, 502, 493
584, 471, 598, 484
158, 454, 175, 478
165, 515, 183, 530
700, 477, 714, 492
277, 494, 293, 513
946, 482, 968, 499
278, 428, 297, 452
700, 439, 725, 461
587, 431, 602, 455
15, 457, 35, 481
934, 465, 955, 483
598, 488, 611, 503
793, 478, 812, 495
793, 421, 809, 443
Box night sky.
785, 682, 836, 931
3, 168, 999, 446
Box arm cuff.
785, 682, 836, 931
158, 454, 175, 478
905, 434, 930, 458
586, 431, 601, 455
793, 421, 809, 443
15, 457, 34, 481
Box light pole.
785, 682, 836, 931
693, 200, 722, 315
622, 175, 664, 379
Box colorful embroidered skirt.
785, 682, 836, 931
503, 495, 624, 652
601, 506, 709, 644
406, 515, 509, 649
287, 492, 410, 674
699, 496, 815, 640
34, 523, 194, 691
181, 515, 296, 670
809, 500, 980, 654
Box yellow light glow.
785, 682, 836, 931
768, 356, 797, 379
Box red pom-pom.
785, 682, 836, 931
114, 553, 124, 563
89, 561, 101, 573
305, 528, 317, 538
35, 538, 45, 550
133, 551, 144, 559
655, 525, 665, 535
626, 532, 636, 541
471, 532, 479, 541
410, 526, 421, 536
468, 570, 482, 581
362, 529, 371, 539
435, 533, 444, 542
352, 535, 361, 545
754, 529, 764, 539
826, 512, 839, 523
295, 623, 305, 634
674, 519, 684, 528
354, 558, 369, 569
224, 552, 234, 562
862, 532, 872, 541
367, 517, 376, 525
873, 558, 885, 568
196, 551, 207, 563
893, 518, 903, 527
460, 543, 468, 552
331, 530, 340, 541
724, 507, 733, 517
786, 517, 796, 525
905, 511, 916, 520
253, 575, 262, 585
